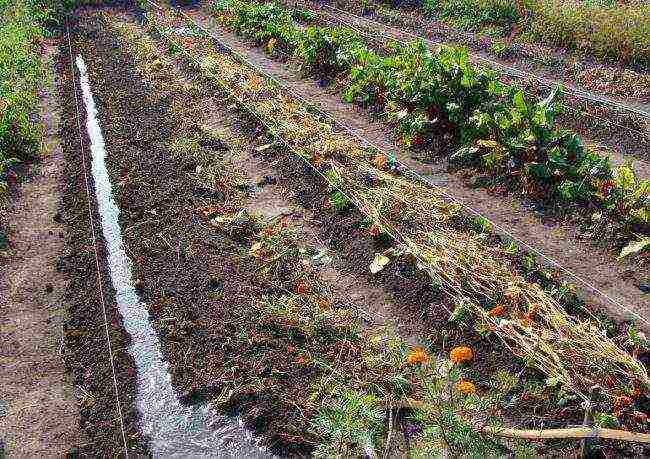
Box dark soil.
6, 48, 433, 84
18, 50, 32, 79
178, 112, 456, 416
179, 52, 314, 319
56, 19, 150, 456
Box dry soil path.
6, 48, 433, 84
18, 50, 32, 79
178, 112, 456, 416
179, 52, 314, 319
0, 43, 81, 457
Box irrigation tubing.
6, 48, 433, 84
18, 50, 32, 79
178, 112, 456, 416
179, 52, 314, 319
65, 21, 130, 457
149, 0, 649, 328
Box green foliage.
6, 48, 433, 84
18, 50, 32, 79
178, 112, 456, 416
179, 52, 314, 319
330, 190, 351, 211
295, 26, 374, 75
216, 0, 650, 235
0, 0, 50, 195
524, 0, 650, 64
217, 0, 303, 52
410, 364, 512, 457
439, 0, 519, 34
594, 412, 619, 428
312, 391, 384, 457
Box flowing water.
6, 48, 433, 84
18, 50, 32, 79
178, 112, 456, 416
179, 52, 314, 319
75, 54, 269, 458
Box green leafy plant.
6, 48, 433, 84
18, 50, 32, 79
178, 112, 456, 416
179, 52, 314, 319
0, 0, 50, 196
312, 391, 384, 457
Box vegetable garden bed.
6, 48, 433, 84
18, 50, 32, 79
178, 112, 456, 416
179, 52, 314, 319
73, 3, 649, 455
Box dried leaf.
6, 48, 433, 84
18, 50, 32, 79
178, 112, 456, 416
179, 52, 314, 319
619, 237, 650, 259
369, 253, 390, 274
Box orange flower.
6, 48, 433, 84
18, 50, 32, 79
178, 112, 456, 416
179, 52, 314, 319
317, 297, 330, 311
373, 154, 387, 169
488, 304, 505, 317
197, 205, 220, 219
613, 395, 633, 410
406, 347, 429, 365
526, 303, 540, 319
519, 317, 534, 328
450, 346, 473, 364
456, 380, 476, 395
295, 280, 310, 294
295, 356, 307, 365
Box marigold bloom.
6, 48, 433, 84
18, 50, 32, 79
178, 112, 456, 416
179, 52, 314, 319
450, 346, 473, 363
519, 317, 534, 328
406, 347, 429, 365
613, 395, 633, 409
456, 380, 476, 395
488, 304, 505, 317
369, 224, 381, 237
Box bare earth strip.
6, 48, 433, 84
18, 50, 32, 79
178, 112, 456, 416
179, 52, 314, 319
0, 43, 81, 456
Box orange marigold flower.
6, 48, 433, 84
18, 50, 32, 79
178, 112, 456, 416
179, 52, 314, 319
613, 395, 633, 409
295, 356, 307, 365
488, 304, 505, 317
406, 347, 429, 365
519, 317, 534, 328
456, 379, 476, 395
317, 297, 330, 311
450, 346, 473, 363
295, 280, 310, 294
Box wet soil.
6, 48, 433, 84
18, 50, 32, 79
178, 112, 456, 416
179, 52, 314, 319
180, 7, 649, 331
56, 19, 150, 456
0, 44, 82, 457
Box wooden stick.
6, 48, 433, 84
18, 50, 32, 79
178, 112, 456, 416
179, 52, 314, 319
392, 399, 650, 444
480, 426, 650, 443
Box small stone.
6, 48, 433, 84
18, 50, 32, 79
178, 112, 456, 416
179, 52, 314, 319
134, 279, 145, 291
45, 284, 53, 294
638, 283, 650, 294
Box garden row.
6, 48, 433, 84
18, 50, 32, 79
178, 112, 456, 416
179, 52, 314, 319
116, 6, 648, 454
148, 0, 649, 408
0, 0, 56, 197
103, 11, 533, 455
372, 0, 650, 66
206, 0, 650, 249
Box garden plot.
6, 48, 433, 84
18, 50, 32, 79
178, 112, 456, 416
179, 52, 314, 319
6, 1, 644, 457
162, 2, 649, 331
317, 0, 650, 104
46, 3, 650, 456
291, 0, 650, 162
